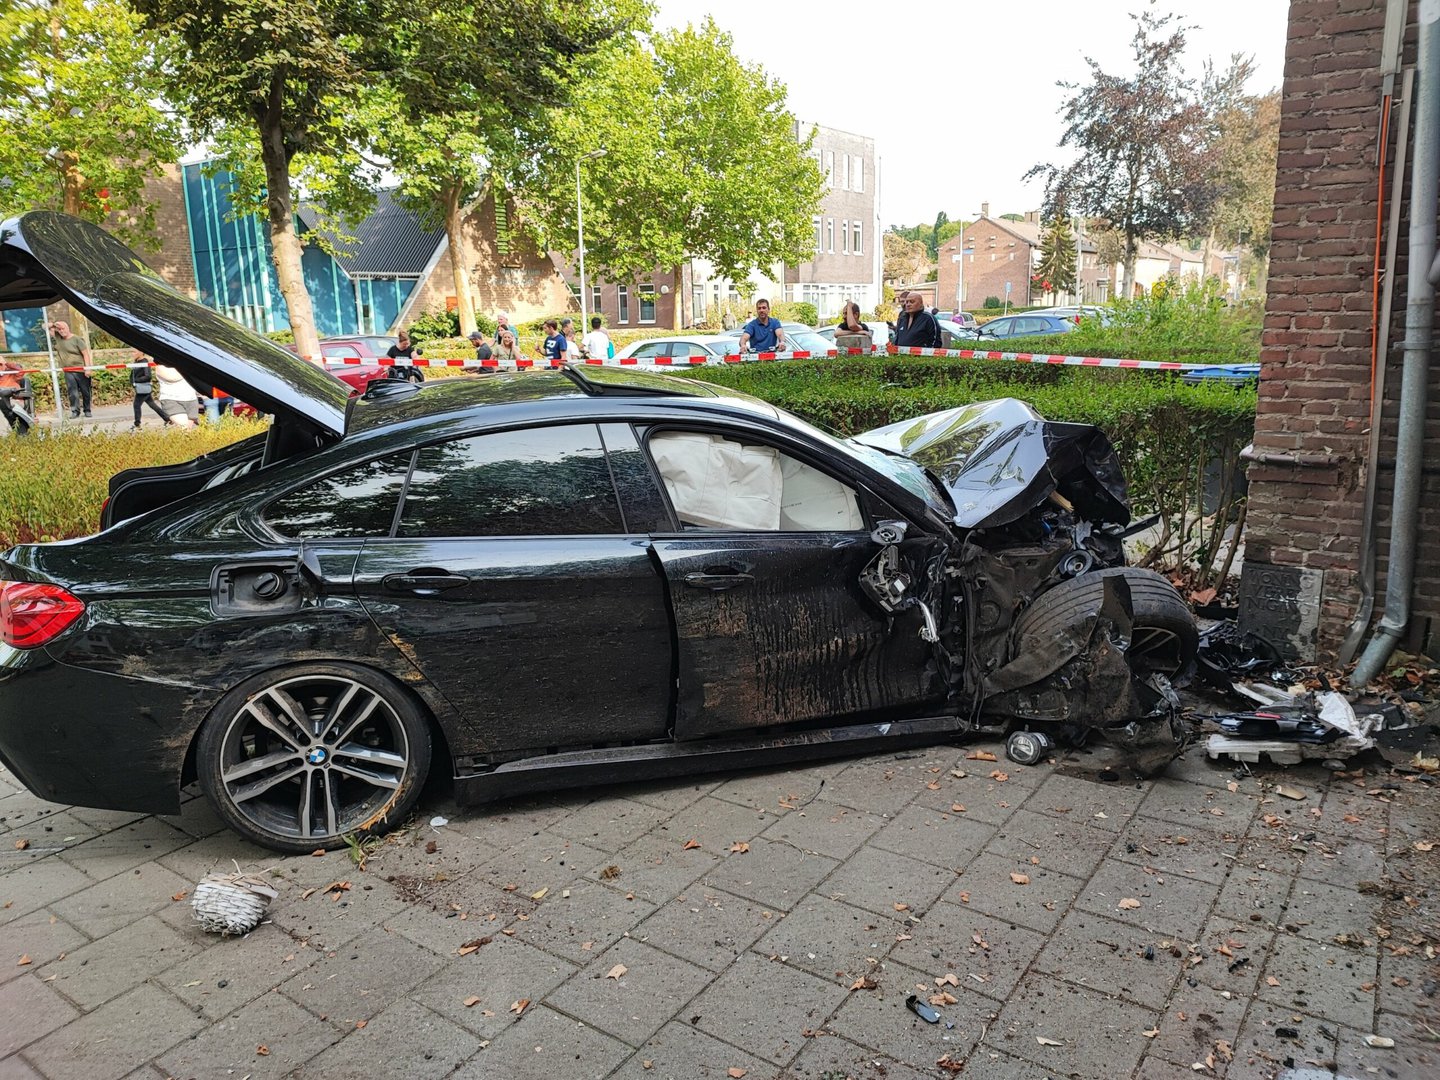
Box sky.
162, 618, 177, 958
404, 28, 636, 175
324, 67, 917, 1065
651, 0, 1291, 228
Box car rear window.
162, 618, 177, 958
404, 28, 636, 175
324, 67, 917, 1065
396, 425, 625, 537
262, 453, 412, 538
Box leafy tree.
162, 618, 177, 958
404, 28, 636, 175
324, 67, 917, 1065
928, 211, 949, 260
883, 231, 931, 284
1201, 53, 1279, 270
1034, 214, 1078, 304
1026, 6, 1214, 301
508, 19, 825, 329
0, 0, 179, 246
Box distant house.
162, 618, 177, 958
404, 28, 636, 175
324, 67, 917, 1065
935, 206, 1110, 312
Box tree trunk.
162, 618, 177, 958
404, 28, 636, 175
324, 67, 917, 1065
1201, 225, 1215, 284
258, 111, 320, 361
672, 265, 686, 330
444, 180, 476, 336
1121, 238, 1139, 301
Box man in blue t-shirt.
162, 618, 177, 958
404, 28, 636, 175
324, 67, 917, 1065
542, 319, 566, 361
738, 298, 788, 353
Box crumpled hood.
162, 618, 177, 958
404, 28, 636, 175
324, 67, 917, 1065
853, 398, 1130, 530
0, 211, 350, 439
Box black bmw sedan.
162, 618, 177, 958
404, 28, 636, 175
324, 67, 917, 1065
0, 213, 1196, 851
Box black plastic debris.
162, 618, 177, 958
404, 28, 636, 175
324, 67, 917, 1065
906, 995, 941, 1023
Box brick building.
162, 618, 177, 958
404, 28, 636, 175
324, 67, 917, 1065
1242, 0, 1439, 664
935, 208, 1110, 312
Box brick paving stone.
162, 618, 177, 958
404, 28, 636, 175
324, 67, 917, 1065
0, 857, 94, 926
819, 845, 954, 918
1031, 910, 1182, 1009
1107, 819, 1238, 885
1230, 998, 1338, 1077
155, 989, 342, 1078
601, 776, 720, 813
867, 803, 996, 870
823, 957, 988, 1071
1191, 916, 1272, 997
887, 903, 1046, 1004
24, 983, 205, 1080
814, 758, 925, 816
981, 809, 1116, 879
154, 830, 275, 882
546, 796, 666, 851
758, 800, 887, 860
753, 895, 903, 983
687, 951, 849, 1065
608, 1020, 780, 1080
780, 1035, 932, 1080
0, 1057, 44, 1079
944, 851, 1083, 935
0, 810, 100, 856
1027, 772, 1148, 831
1234, 832, 1314, 876
986, 972, 1158, 1080
1137, 773, 1260, 830
1144, 981, 1250, 1076
1377, 945, 1440, 1020
156, 792, 229, 840
1213, 865, 1295, 924
699, 837, 838, 913
278, 925, 446, 1024
940, 1046, 1058, 1079
264, 878, 411, 952
651, 795, 780, 855
1073, 857, 1220, 940
1282, 878, 1381, 943
1316, 785, 1390, 844
631, 887, 774, 973
62, 805, 151, 833
157, 922, 321, 1020
507, 880, 657, 964
449, 1003, 630, 1080
447, 795, 575, 847
545, 937, 713, 1047
586, 831, 719, 903
57, 817, 191, 882
1255, 931, 1378, 1031
294, 998, 478, 1079
0, 975, 81, 1057
409, 937, 578, 1041
38, 914, 201, 1010
1165, 751, 1242, 790
0, 908, 85, 985
1297, 829, 1387, 885
48, 862, 191, 938
708, 764, 833, 814
910, 769, 1029, 827
473, 831, 608, 898
1335, 1014, 1440, 1078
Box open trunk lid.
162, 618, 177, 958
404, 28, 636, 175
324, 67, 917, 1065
0, 211, 350, 439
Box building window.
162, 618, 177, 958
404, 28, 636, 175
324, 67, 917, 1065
853, 221, 862, 255
693, 285, 705, 321
813, 215, 822, 254
842, 154, 850, 191
854, 157, 863, 193
841, 220, 849, 255
591, 286, 602, 316
826, 218, 834, 253
618, 285, 629, 323
825, 151, 834, 189
639, 281, 656, 324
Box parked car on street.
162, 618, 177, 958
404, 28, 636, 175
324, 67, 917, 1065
937, 311, 979, 329
0, 213, 1197, 851
974, 314, 1078, 341
613, 335, 737, 362
814, 324, 890, 349
229, 336, 396, 417
720, 323, 833, 354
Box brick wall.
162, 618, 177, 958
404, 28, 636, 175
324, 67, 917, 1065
936, 220, 1035, 312
1245, 0, 1439, 659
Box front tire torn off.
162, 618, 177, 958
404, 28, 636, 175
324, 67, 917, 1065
981, 570, 1196, 775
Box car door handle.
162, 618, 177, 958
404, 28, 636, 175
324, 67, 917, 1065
684, 572, 754, 590
382, 572, 470, 595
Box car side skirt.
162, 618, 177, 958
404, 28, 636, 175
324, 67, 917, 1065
451, 714, 971, 805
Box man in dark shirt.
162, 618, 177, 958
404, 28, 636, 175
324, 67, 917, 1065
893, 293, 942, 349
468, 331, 493, 364
542, 319, 566, 361
385, 329, 425, 382
738, 298, 787, 353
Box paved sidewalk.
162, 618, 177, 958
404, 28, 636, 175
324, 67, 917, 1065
2, 739, 1437, 1080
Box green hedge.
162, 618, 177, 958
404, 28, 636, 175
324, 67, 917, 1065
673, 356, 1256, 522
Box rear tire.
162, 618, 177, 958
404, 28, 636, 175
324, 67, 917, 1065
1011, 567, 1197, 676
197, 662, 432, 852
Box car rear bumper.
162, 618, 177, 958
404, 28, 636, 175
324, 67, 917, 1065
0, 646, 206, 814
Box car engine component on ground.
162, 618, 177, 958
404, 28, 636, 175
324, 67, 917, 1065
1202, 690, 1389, 766
1005, 729, 1053, 765
191, 872, 278, 935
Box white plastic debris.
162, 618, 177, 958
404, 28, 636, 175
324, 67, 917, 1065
429, 815, 449, 828
191, 872, 278, 935
1363, 1035, 1395, 1049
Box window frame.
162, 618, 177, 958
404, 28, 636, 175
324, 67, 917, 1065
638, 281, 657, 324
617, 284, 630, 324
852, 220, 863, 255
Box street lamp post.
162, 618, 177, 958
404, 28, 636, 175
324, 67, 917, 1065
576, 149, 607, 333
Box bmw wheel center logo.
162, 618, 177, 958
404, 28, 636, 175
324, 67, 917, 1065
306, 747, 328, 765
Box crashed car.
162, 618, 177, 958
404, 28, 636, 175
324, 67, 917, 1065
0, 213, 1197, 851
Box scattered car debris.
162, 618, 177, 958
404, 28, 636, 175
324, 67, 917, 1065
1202, 690, 1392, 766
906, 994, 941, 1023
1363, 1035, 1395, 1048
191, 871, 278, 935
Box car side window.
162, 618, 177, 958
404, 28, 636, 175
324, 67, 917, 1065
396, 425, 625, 537
632, 343, 665, 359
262, 453, 413, 538
648, 431, 864, 532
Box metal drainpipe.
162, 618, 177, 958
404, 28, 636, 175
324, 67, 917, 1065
1352, 0, 1440, 686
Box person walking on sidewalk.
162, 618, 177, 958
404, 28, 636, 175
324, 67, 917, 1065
129, 350, 170, 428
154, 363, 200, 428
50, 320, 93, 417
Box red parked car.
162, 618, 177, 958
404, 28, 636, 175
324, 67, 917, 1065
233, 337, 395, 417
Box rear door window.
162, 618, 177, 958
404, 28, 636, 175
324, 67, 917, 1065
396, 425, 625, 537
263, 453, 413, 538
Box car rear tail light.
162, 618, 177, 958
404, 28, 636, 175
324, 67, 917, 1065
0, 581, 86, 648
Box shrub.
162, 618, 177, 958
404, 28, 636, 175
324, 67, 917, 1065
406, 308, 460, 342
771, 301, 818, 326
983, 296, 1002, 309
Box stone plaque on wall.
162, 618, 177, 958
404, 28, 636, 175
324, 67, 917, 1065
1237, 561, 1325, 662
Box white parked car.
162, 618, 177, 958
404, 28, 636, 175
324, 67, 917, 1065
612, 335, 738, 362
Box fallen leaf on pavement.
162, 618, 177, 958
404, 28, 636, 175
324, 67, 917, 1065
16, 954, 31, 966
1275, 785, 1306, 800
530, 888, 548, 901
1143, 1027, 1159, 1038
599, 865, 620, 880
929, 991, 958, 1005
957, 891, 970, 903
256, 1045, 270, 1056
1364, 1035, 1395, 1048
310, 848, 325, 857
682, 839, 701, 850
458, 937, 493, 956
967, 751, 998, 762
1266, 975, 1280, 987
1010, 873, 1030, 885
935, 973, 960, 986
1215, 1039, 1234, 1062
354, 1020, 367, 1029
729, 842, 750, 854
893, 902, 910, 911
510, 998, 530, 1014
1036, 1036, 1063, 1046
850, 976, 877, 991
926, 781, 941, 790
951, 803, 966, 813
727, 1070, 747, 1079
13, 839, 28, 851
463, 995, 481, 1008
170, 890, 188, 902
581, 941, 594, 950
1118, 898, 1142, 910
642, 1061, 653, 1070
936, 1055, 965, 1074
989, 770, 1009, 782
950, 769, 966, 778
605, 964, 628, 980
1415, 840, 1435, 852
425, 840, 437, 854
